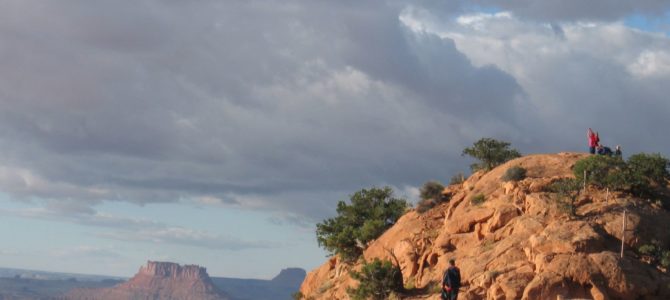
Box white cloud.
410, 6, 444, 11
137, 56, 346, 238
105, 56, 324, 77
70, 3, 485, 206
99, 227, 279, 251
400, 10, 670, 155
628, 50, 670, 77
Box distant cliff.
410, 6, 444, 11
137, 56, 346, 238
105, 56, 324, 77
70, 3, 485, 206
66, 261, 229, 300
271, 268, 307, 287
211, 268, 306, 300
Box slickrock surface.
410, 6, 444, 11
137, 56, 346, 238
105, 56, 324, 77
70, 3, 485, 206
300, 153, 670, 299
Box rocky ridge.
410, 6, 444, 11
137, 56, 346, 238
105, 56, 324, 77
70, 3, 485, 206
66, 261, 228, 300
300, 153, 670, 299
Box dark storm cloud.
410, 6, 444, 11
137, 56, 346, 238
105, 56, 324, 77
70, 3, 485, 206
0, 0, 540, 222
416, 0, 670, 22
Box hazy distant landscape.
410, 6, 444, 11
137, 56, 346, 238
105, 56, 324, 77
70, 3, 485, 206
0, 267, 123, 299
0, 265, 305, 300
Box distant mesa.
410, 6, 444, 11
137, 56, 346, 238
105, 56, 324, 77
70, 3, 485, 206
271, 268, 307, 287
66, 261, 229, 300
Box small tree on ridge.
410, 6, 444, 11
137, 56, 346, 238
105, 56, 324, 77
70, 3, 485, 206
462, 138, 521, 172
316, 187, 408, 262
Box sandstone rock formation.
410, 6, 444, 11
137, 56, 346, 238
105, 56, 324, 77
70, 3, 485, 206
300, 153, 670, 299
66, 261, 228, 300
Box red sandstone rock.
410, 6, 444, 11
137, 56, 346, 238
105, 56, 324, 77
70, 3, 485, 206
66, 261, 228, 300
300, 153, 670, 300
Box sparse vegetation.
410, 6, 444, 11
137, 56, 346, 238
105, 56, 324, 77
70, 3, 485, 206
639, 240, 670, 270
416, 180, 449, 213
547, 178, 581, 216
316, 187, 409, 262
481, 239, 495, 252
403, 276, 415, 290
574, 155, 627, 190
573, 153, 670, 197
502, 166, 527, 182
317, 280, 333, 294
347, 258, 403, 300
470, 193, 486, 205
416, 198, 438, 214
462, 138, 521, 172
291, 291, 304, 300
429, 281, 443, 294
449, 173, 466, 185
627, 153, 670, 196
420, 180, 445, 201
488, 270, 502, 281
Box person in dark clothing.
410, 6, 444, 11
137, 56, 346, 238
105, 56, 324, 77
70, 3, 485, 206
614, 145, 622, 158
597, 144, 613, 156
441, 259, 461, 300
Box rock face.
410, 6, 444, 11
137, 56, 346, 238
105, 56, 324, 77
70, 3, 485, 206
271, 268, 307, 287
67, 261, 229, 300
300, 153, 670, 299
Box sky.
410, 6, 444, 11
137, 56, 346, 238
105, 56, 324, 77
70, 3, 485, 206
0, 0, 669, 279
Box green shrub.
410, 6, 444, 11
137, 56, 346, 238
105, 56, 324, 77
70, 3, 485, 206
470, 193, 486, 205
574, 155, 628, 190
661, 252, 670, 269
416, 181, 450, 214
639, 240, 670, 269
547, 178, 581, 216
347, 258, 403, 300
628, 153, 670, 184
420, 180, 445, 201
462, 138, 521, 172
573, 153, 670, 196
639, 243, 657, 256
317, 281, 333, 294
316, 187, 409, 262
502, 166, 527, 182
416, 198, 437, 214
627, 153, 670, 195
429, 281, 443, 293
449, 173, 466, 185
291, 291, 304, 300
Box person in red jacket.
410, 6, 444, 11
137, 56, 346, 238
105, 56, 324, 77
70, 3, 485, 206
441, 259, 461, 300
587, 128, 599, 154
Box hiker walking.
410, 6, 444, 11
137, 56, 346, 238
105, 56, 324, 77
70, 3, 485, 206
587, 128, 599, 154
441, 259, 461, 300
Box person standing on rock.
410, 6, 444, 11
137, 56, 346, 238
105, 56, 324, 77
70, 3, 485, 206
441, 259, 461, 300
587, 128, 599, 154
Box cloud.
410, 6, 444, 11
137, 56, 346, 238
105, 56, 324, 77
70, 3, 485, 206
413, 0, 670, 22
480, 0, 670, 22
401, 10, 670, 156
51, 245, 122, 259
0, 0, 668, 226
98, 227, 279, 251
0, 206, 163, 230
0, 249, 19, 256
0, 0, 526, 221
0, 205, 275, 251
